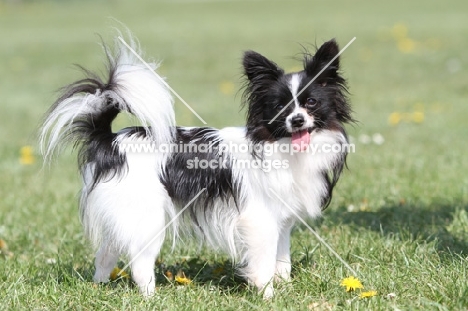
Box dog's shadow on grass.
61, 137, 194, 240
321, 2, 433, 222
326, 201, 468, 257
59, 258, 247, 294
63, 257, 248, 293
152, 258, 247, 293
160, 258, 249, 295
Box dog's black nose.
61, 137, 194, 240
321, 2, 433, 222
291, 115, 304, 128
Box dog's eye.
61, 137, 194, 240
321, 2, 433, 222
305, 98, 317, 108
276, 104, 285, 110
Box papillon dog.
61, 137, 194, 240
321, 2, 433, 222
40, 34, 352, 298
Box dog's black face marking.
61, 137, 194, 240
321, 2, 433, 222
242, 39, 353, 144
241, 39, 353, 210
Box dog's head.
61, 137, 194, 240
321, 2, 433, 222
242, 39, 353, 149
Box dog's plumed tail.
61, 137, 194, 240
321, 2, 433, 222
40, 36, 175, 162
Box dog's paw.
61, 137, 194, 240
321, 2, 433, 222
274, 272, 291, 283
93, 273, 110, 283
262, 284, 275, 300
139, 285, 155, 297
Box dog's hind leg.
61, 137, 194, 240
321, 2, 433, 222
129, 228, 165, 297
128, 203, 167, 297
129, 249, 159, 296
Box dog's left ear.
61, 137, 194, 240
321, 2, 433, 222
304, 39, 341, 84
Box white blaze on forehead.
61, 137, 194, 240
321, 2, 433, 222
288, 74, 302, 108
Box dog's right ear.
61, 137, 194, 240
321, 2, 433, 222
243, 51, 284, 82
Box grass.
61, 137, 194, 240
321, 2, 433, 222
1, 0, 467, 309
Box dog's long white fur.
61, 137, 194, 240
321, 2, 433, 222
40, 35, 348, 298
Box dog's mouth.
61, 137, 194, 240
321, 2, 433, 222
291, 127, 313, 151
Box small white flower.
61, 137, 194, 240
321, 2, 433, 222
358, 134, 371, 144
386, 292, 397, 299
372, 133, 385, 145
46, 258, 57, 264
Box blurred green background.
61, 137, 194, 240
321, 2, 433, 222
0, 0, 467, 309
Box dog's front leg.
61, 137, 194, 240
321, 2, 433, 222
275, 223, 293, 282
239, 212, 279, 299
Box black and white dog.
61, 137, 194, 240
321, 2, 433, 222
40, 35, 352, 298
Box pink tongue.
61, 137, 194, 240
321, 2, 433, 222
291, 130, 310, 152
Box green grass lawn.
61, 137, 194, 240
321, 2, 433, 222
1, 0, 468, 309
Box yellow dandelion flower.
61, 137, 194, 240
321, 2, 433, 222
388, 112, 401, 126
175, 270, 191, 285
20, 155, 35, 165
0, 238, 13, 258
397, 38, 416, 53
0, 239, 7, 250
110, 267, 129, 281
360, 290, 378, 298
412, 111, 424, 123
20, 145, 35, 165
340, 276, 363, 292
175, 275, 192, 285
391, 23, 408, 40
219, 81, 234, 95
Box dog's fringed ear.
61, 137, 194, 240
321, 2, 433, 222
243, 51, 284, 83
304, 39, 341, 85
